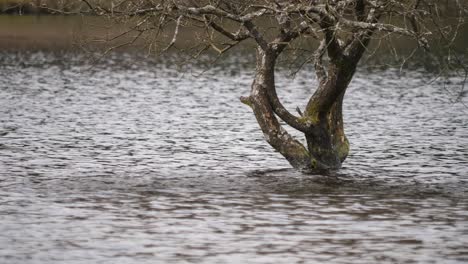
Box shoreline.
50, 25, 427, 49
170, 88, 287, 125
0, 1, 85, 15
0, 15, 82, 50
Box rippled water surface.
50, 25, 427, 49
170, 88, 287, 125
1, 52, 467, 264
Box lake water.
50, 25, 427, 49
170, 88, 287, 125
0, 51, 467, 263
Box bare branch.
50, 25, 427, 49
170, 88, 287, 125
243, 21, 269, 50
162, 16, 183, 52
314, 39, 328, 85
204, 17, 250, 41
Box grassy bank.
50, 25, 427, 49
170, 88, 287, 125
0, 15, 195, 52
0, 15, 85, 50
0, 0, 86, 15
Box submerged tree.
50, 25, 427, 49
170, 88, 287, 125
52, 0, 466, 171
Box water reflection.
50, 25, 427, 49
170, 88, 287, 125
0, 51, 467, 263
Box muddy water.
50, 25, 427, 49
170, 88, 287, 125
0, 51, 467, 263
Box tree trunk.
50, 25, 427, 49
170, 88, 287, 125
242, 47, 355, 172
303, 62, 356, 170
241, 48, 311, 170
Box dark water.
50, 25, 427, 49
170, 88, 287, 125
1, 51, 467, 263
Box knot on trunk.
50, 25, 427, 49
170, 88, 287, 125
240, 95, 253, 108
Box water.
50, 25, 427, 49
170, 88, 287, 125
0, 51, 467, 263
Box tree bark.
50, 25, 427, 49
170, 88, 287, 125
242, 48, 311, 170
242, 47, 358, 171
303, 60, 357, 169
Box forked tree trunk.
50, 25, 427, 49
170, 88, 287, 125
242, 47, 358, 171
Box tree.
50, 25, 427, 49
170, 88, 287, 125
51, 0, 467, 171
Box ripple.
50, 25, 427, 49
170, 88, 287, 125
0, 51, 467, 264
